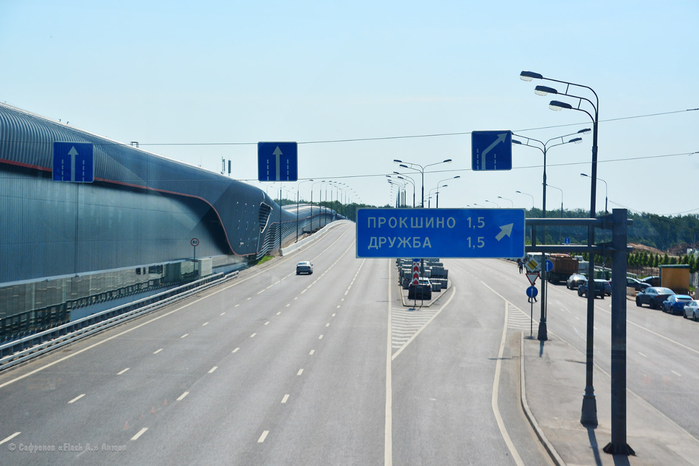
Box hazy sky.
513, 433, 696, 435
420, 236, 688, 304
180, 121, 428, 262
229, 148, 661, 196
2, 1, 697, 215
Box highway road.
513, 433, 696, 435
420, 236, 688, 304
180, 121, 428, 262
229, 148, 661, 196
1, 220, 696, 465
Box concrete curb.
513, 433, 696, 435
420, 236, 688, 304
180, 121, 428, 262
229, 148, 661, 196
519, 333, 567, 466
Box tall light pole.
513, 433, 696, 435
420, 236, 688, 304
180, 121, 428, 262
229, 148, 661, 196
515, 190, 535, 210
581, 173, 608, 214
513, 129, 589, 343
311, 180, 325, 230
394, 159, 452, 208
428, 185, 447, 208
435, 176, 460, 208
497, 196, 514, 208
546, 183, 564, 242
484, 199, 499, 208
394, 172, 416, 208
521, 71, 606, 436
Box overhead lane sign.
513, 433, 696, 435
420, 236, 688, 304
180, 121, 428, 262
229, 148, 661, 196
471, 131, 512, 171
258, 142, 298, 182
356, 208, 525, 258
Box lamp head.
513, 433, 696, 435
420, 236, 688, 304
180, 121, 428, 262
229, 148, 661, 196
549, 100, 573, 111
578, 128, 592, 134
535, 85, 558, 96
443, 158, 453, 163
512, 139, 522, 145
393, 159, 402, 163
569, 137, 583, 144
520, 70, 543, 81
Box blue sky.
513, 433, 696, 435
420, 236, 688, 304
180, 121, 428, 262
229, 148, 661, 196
2, 0, 698, 215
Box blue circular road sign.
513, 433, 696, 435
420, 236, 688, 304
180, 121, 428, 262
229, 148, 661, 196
526, 286, 538, 298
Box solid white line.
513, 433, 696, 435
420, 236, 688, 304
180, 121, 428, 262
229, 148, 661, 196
385, 259, 393, 466
258, 430, 269, 443
639, 352, 647, 358
672, 370, 682, 377
181, 334, 189, 339
297, 369, 303, 376
208, 366, 218, 373
117, 368, 129, 375
232, 348, 240, 353
68, 394, 85, 404
131, 427, 148, 441
177, 391, 189, 401
281, 394, 290, 404
492, 301, 525, 466
0, 432, 21, 445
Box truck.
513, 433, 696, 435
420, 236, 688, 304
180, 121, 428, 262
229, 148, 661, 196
546, 254, 579, 284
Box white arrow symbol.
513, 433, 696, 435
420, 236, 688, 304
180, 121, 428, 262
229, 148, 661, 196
495, 223, 513, 241
68, 146, 79, 181
273, 146, 283, 181
481, 133, 508, 170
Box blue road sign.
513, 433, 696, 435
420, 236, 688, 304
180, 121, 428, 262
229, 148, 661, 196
564, 237, 571, 245
545, 260, 554, 272
526, 286, 538, 298
53, 142, 94, 183
356, 208, 525, 258
258, 142, 298, 182
471, 131, 512, 171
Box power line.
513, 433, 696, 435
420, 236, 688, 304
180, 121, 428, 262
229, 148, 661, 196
137, 107, 699, 147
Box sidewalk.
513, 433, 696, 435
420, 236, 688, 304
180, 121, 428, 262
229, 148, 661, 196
521, 334, 699, 465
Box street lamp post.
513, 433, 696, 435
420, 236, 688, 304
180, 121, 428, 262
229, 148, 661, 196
521, 71, 615, 444
515, 190, 535, 210
484, 199, 499, 208
497, 196, 514, 208
394, 172, 416, 208
428, 185, 448, 208
581, 173, 608, 214
513, 129, 589, 342
311, 180, 325, 231
435, 176, 460, 208
394, 159, 452, 208
546, 183, 564, 243
296, 179, 312, 243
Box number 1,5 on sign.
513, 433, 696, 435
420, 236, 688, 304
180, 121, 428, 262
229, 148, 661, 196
466, 237, 485, 249
466, 217, 485, 229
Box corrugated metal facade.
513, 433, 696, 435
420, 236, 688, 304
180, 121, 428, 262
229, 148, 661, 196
0, 103, 336, 286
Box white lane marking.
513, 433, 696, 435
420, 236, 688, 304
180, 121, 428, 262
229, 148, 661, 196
281, 394, 290, 404
68, 394, 85, 404
672, 370, 682, 377
286, 304, 290, 307
208, 366, 218, 374
264, 321, 270, 326
294, 297, 298, 300
0, 432, 21, 445
177, 392, 189, 401
153, 349, 163, 354
247, 297, 251, 301
258, 430, 269, 443
181, 334, 189, 339
220, 312, 225, 316
337, 305, 341, 309
250, 333, 257, 338
232, 348, 240, 353
309, 349, 315, 355
385, 259, 393, 466
332, 313, 336, 317
325, 323, 330, 327
131, 427, 148, 441
117, 368, 129, 375
257, 289, 265, 295
638, 352, 647, 358
297, 369, 303, 376
202, 322, 209, 326
235, 304, 240, 307
318, 335, 323, 340
277, 312, 281, 315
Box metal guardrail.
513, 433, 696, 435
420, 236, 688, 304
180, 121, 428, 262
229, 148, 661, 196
0, 271, 238, 371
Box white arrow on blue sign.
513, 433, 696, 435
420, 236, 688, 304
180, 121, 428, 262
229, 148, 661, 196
471, 131, 512, 171
53, 142, 94, 183
258, 142, 298, 182
356, 208, 525, 258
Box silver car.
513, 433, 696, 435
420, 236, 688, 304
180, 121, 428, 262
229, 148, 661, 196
683, 300, 699, 321
296, 261, 313, 275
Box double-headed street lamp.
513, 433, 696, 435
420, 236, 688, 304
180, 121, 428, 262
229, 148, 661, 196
393, 159, 452, 208
394, 172, 416, 208
581, 173, 608, 214
520, 71, 610, 441
513, 129, 589, 343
